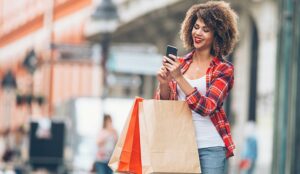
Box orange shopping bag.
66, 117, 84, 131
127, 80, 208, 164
109, 97, 143, 174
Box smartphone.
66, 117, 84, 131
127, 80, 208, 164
166, 45, 177, 63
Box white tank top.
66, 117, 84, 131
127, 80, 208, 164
177, 76, 225, 148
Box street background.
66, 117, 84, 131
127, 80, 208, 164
0, 0, 299, 173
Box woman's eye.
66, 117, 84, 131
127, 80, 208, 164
203, 28, 210, 32
193, 25, 199, 29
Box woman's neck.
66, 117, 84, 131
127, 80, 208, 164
193, 49, 212, 63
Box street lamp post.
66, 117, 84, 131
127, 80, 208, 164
85, 0, 119, 97
1, 70, 17, 165
1, 70, 17, 134
1, 70, 17, 90
100, 34, 110, 93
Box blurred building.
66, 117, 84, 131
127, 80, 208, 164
0, 0, 299, 173
272, 0, 300, 174
0, 0, 95, 129
0, 0, 161, 171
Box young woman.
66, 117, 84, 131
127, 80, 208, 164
156, 1, 239, 173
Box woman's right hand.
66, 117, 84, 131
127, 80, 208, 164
157, 66, 172, 85
156, 65, 172, 100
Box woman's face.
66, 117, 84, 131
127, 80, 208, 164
191, 18, 214, 50
105, 119, 112, 128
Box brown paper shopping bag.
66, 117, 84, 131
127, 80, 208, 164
109, 97, 143, 174
139, 100, 201, 174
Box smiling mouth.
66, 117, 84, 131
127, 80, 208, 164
194, 37, 203, 44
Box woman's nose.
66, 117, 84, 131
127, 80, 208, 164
195, 28, 204, 35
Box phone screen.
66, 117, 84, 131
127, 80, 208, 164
166, 45, 178, 62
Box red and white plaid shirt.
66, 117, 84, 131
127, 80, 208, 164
155, 51, 235, 158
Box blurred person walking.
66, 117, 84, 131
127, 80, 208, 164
156, 1, 239, 174
239, 121, 258, 174
95, 114, 118, 174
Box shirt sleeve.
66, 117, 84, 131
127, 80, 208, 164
154, 85, 162, 100
185, 64, 234, 116
154, 82, 173, 100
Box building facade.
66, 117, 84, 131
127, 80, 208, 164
272, 0, 300, 173
0, 0, 96, 126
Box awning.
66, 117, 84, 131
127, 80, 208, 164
107, 45, 162, 75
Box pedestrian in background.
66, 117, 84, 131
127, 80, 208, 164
156, 1, 239, 174
95, 114, 118, 174
239, 121, 258, 174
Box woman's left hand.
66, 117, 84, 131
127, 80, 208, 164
163, 54, 182, 80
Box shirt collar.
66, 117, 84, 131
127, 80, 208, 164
183, 50, 222, 67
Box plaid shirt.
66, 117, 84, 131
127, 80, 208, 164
155, 51, 235, 158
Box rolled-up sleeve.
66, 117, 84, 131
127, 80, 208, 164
154, 81, 176, 100
186, 64, 234, 116
154, 85, 162, 100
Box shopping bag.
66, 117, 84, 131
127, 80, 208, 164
108, 97, 143, 174
139, 100, 201, 174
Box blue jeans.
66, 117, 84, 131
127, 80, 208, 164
198, 146, 227, 174
95, 161, 113, 174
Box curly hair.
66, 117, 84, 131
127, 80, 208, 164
180, 1, 239, 58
